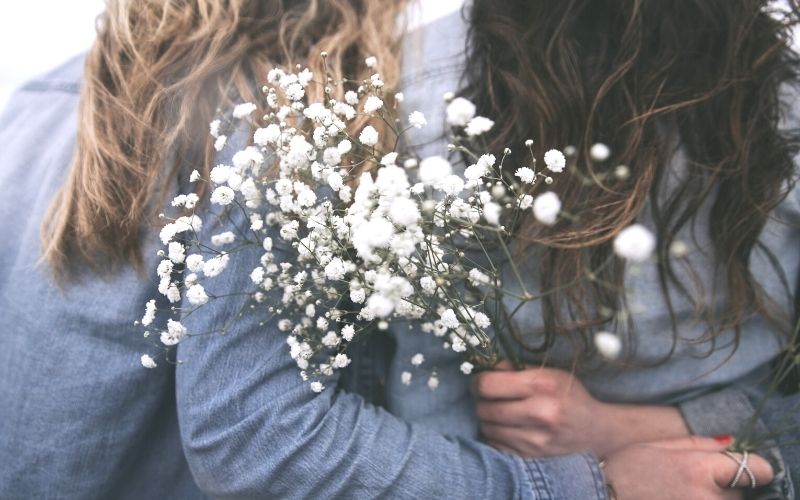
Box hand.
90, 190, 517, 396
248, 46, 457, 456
471, 362, 690, 458
603, 436, 774, 499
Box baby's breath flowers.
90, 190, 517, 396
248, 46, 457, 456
543, 149, 566, 173
140, 354, 157, 369
137, 57, 581, 391
589, 142, 611, 162
408, 111, 427, 129
613, 223, 656, 263
593, 331, 622, 360
532, 192, 561, 226
514, 167, 535, 184
445, 97, 476, 127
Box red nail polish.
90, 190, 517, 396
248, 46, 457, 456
713, 434, 733, 445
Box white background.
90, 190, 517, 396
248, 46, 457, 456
0, 1, 797, 113
0, 0, 105, 111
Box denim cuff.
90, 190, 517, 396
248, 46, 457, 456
519, 452, 608, 500
679, 386, 794, 499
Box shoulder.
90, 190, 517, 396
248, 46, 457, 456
0, 54, 86, 190
0, 54, 85, 142
16, 53, 85, 96
0, 53, 85, 125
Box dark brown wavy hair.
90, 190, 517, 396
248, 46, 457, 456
464, 0, 800, 362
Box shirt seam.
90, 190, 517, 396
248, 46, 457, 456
522, 458, 551, 499
584, 453, 610, 500
19, 81, 81, 95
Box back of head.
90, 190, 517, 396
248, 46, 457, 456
463, 0, 800, 356
42, 0, 406, 280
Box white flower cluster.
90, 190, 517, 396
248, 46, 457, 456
138, 59, 575, 390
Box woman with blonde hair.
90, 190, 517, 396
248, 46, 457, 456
0, 0, 797, 498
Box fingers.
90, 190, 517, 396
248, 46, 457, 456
743, 453, 774, 486
720, 491, 745, 500
471, 370, 536, 400
471, 367, 565, 400
481, 422, 540, 457
712, 451, 774, 489
481, 422, 527, 444
645, 435, 729, 452
476, 398, 559, 428
645, 438, 774, 489
476, 399, 529, 426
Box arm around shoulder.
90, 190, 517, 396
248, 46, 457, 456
172, 206, 606, 499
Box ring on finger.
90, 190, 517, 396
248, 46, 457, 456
722, 450, 757, 489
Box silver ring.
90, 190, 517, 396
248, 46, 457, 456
723, 450, 757, 489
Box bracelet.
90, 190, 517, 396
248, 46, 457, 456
598, 460, 618, 500
606, 482, 619, 500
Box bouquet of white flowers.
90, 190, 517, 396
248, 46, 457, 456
137, 54, 656, 392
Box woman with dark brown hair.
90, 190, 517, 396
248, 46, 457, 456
459, 0, 800, 498
0, 0, 796, 498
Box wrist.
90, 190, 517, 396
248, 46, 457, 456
599, 460, 619, 500
598, 402, 690, 458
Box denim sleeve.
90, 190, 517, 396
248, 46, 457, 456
678, 380, 797, 499
173, 200, 608, 499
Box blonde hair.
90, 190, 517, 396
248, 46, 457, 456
43, 0, 406, 279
